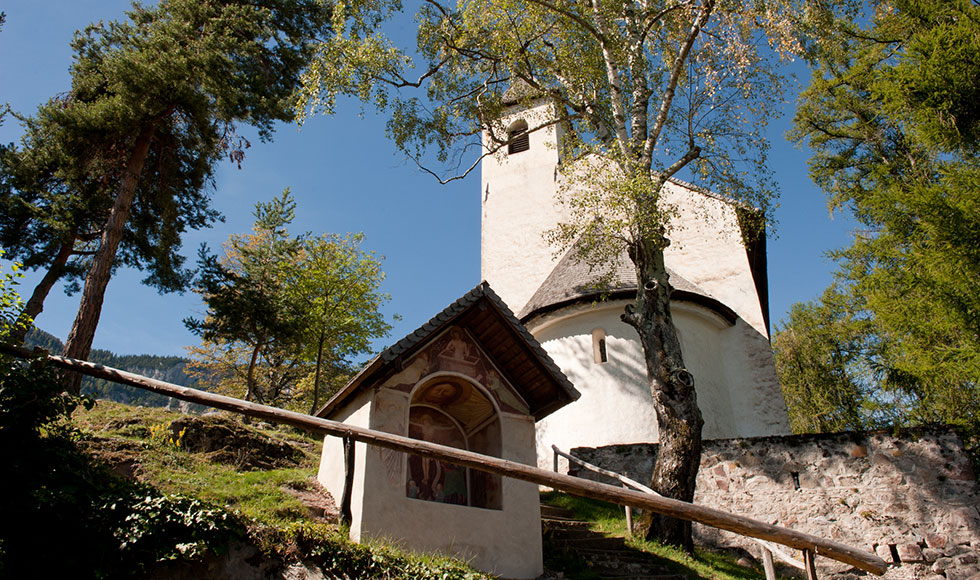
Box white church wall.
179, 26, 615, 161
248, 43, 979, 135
530, 299, 787, 471
661, 182, 770, 337
721, 319, 791, 437
481, 99, 566, 314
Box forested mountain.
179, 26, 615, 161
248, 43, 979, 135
25, 327, 201, 409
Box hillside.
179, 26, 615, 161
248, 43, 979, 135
0, 354, 488, 580
25, 327, 200, 409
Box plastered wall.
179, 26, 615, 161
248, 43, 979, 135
530, 299, 789, 471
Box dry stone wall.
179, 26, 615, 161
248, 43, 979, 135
570, 427, 980, 580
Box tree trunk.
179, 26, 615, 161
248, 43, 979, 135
63, 125, 155, 393
10, 232, 77, 345
245, 340, 264, 404
622, 236, 704, 552
310, 329, 327, 415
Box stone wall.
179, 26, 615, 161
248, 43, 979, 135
569, 427, 980, 580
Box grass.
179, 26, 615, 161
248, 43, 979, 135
70, 400, 490, 578
73, 400, 322, 527
541, 491, 770, 580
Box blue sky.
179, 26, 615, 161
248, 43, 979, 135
0, 0, 855, 358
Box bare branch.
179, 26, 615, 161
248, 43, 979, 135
645, 0, 713, 160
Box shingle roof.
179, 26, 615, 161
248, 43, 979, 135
316, 282, 580, 421
518, 245, 737, 324
502, 78, 544, 106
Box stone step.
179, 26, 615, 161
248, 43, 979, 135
549, 528, 598, 540
542, 502, 681, 580
557, 536, 629, 551
540, 504, 577, 520
578, 550, 674, 575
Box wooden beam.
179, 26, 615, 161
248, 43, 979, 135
0, 344, 886, 576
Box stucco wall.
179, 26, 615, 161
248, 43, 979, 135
530, 299, 789, 470
481, 99, 566, 315
316, 390, 373, 538
319, 328, 545, 579
361, 404, 542, 579
570, 428, 980, 580
660, 183, 770, 336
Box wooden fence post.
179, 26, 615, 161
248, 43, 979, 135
340, 434, 355, 526
762, 546, 776, 580
804, 549, 819, 580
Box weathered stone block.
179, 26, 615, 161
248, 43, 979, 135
922, 548, 944, 563
957, 554, 979, 566
945, 565, 980, 580
878, 544, 896, 562
933, 557, 954, 573
897, 543, 924, 563
927, 534, 950, 549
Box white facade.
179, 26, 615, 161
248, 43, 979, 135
481, 98, 791, 470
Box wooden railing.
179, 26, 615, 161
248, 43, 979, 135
553, 445, 807, 580
0, 344, 887, 577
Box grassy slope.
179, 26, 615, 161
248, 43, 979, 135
69, 401, 486, 579
75, 401, 320, 526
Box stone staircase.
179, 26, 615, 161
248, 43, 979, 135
541, 503, 688, 580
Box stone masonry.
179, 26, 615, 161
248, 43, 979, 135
570, 427, 980, 580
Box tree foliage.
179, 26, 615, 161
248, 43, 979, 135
780, 0, 980, 441
185, 191, 392, 412
0, 0, 331, 390
300, 0, 820, 547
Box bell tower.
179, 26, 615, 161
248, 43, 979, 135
480, 90, 566, 315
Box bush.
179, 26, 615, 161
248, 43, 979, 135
0, 354, 243, 578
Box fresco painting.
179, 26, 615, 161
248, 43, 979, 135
405, 370, 504, 509
407, 406, 468, 504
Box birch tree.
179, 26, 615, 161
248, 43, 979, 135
300, 0, 821, 547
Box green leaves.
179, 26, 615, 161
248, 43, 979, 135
186, 190, 393, 411
783, 0, 980, 438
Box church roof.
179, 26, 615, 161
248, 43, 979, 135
316, 282, 580, 421
502, 78, 544, 106
518, 245, 738, 324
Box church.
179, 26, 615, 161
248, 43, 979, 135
314, 90, 791, 578
482, 90, 791, 469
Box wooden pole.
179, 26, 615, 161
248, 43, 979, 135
805, 549, 819, 580
0, 344, 886, 576
340, 434, 355, 526
762, 546, 776, 580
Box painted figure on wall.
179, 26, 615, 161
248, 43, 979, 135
407, 406, 468, 505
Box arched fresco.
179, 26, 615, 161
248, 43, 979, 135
407, 375, 503, 509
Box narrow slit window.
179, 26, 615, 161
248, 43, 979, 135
592, 328, 608, 364
507, 120, 529, 154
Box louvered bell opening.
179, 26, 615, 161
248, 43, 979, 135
508, 129, 530, 154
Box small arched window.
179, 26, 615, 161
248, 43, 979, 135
507, 120, 529, 154
592, 328, 608, 364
